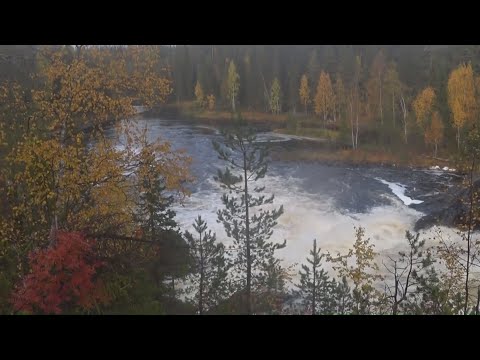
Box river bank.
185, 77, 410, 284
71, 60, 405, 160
144, 103, 456, 171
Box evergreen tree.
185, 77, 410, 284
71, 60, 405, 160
135, 137, 189, 298
297, 239, 334, 314
213, 116, 286, 314
184, 216, 229, 314
331, 276, 353, 314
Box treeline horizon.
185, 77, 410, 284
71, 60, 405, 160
161, 45, 480, 155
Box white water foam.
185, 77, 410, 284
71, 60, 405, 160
173, 172, 438, 281
375, 178, 424, 206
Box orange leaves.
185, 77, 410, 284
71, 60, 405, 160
448, 63, 476, 139
1, 47, 190, 313
299, 74, 310, 111
413, 87, 436, 130
425, 111, 444, 146
11, 231, 107, 314
314, 71, 334, 121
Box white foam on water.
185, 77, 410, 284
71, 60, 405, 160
375, 178, 423, 205
173, 172, 444, 282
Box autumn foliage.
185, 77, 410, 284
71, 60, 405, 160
11, 232, 107, 314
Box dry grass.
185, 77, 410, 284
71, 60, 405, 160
274, 148, 452, 168
274, 127, 339, 140
195, 110, 288, 122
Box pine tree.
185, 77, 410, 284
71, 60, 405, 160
184, 216, 229, 315
213, 116, 286, 314
331, 276, 353, 315
135, 136, 189, 297
297, 239, 334, 315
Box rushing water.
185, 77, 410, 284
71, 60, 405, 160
117, 117, 462, 275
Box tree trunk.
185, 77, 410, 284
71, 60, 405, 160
199, 229, 204, 315
312, 239, 317, 315
379, 84, 383, 125
244, 151, 252, 315
392, 91, 395, 128
350, 100, 355, 150
400, 95, 408, 144
355, 111, 359, 149
464, 156, 475, 314
476, 286, 480, 315
457, 126, 461, 150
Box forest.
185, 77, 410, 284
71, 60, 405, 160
0, 45, 479, 315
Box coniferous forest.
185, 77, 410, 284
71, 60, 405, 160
1, 45, 480, 315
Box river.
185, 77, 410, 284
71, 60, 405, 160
116, 117, 463, 276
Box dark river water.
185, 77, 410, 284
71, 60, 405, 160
115, 117, 462, 274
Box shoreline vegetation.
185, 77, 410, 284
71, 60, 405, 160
145, 102, 455, 170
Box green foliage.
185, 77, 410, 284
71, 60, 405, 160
213, 115, 286, 314
296, 239, 336, 314
184, 216, 230, 314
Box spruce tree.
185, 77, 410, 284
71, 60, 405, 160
331, 276, 353, 315
135, 142, 189, 297
184, 216, 229, 315
297, 239, 334, 315
213, 116, 286, 314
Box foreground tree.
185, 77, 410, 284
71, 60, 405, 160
11, 231, 107, 314
383, 231, 433, 315
184, 216, 229, 314
329, 226, 384, 314
213, 117, 286, 314
0, 46, 190, 314
297, 239, 333, 315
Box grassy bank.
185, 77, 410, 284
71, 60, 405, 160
272, 147, 452, 168
148, 102, 455, 169
273, 127, 339, 141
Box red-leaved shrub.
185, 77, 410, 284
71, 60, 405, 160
11, 231, 107, 314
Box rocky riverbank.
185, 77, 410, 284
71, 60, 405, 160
412, 178, 480, 232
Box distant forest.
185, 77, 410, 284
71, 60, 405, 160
2, 45, 480, 153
